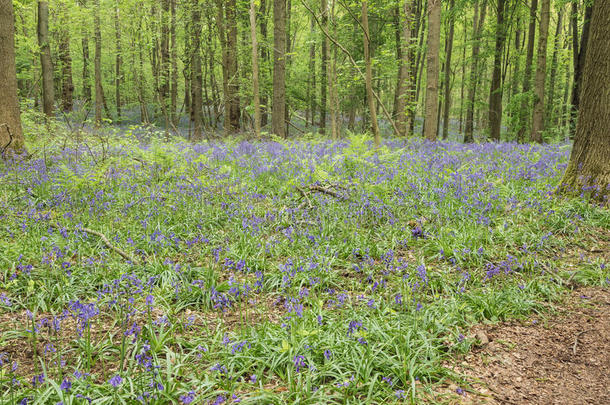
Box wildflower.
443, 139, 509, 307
180, 391, 195, 404
60, 378, 71, 392
293, 355, 307, 372
109, 374, 123, 387
249, 374, 257, 383
324, 349, 332, 360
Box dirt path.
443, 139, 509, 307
438, 287, 610, 404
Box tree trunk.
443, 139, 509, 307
58, 1, 74, 112
516, 0, 538, 142
218, 0, 240, 134
38, 1, 54, 118
362, 0, 380, 146
170, 0, 178, 126
423, 0, 441, 141
190, 0, 203, 141
320, 0, 328, 133
0, 0, 25, 155
328, 0, 338, 139
160, 0, 170, 130
488, 0, 506, 141
530, 0, 550, 143
442, 0, 455, 139
558, 0, 610, 204
546, 6, 563, 126
259, 0, 269, 128
80, 0, 91, 103
250, 0, 261, 137
464, 0, 486, 142
94, 0, 103, 126
272, 0, 287, 137
569, 4, 592, 138
306, 15, 316, 127
114, 0, 122, 120
396, 0, 413, 136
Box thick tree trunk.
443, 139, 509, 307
306, 15, 316, 127
362, 1, 380, 145
272, 0, 287, 137
441, 0, 455, 139
190, 0, 203, 141
114, 0, 122, 120
250, 0, 261, 137
558, 0, 610, 204
423, 0, 441, 141
517, 0, 538, 142
464, 0, 487, 142
569, 4, 592, 138
38, 1, 54, 118
530, 0, 550, 143
94, 0, 103, 126
488, 0, 506, 141
259, 0, 269, 128
0, 0, 25, 155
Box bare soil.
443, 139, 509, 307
439, 287, 610, 404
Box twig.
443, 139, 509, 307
310, 184, 343, 199
572, 329, 592, 355
49, 223, 139, 264
295, 186, 313, 209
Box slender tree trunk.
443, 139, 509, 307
396, 0, 412, 136
442, 0, 455, 139
79, 0, 91, 103
38, 1, 54, 118
546, 5, 563, 127
530, 0, 550, 143
328, 0, 338, 139
488, 0, 506, 141
423, 0, 441, 141
320, 0, 328, 133
569, 4, 592, 138
464, 0, 486, 142
249, 0, 261, 137
517, 0, 538, 142
558, 0, 610, 204
190, 0, 203, 141
458, 14, 466, 134
307, 15, 316, 126
58, 1, 74, 112
272, 0, 287, 137
362, 0, 380, 145
259, 0, 269, 128
94, 0, 103, 126
0, 0, 25, 154
170, 0, 178, 125
224, 0, 240, 133
114, 0, 122, 120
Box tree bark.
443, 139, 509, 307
423, 0, 441, 141
272, 0, 287, 137
38, 1, 54, 118
464, 0, 486, 142
259, 0, 270, 128
80, 0, 91, 103
362, 0, 380, 145
546, 6, 563, 126
58, 1, 74, 112
94, 0, 103, 126
307, 14, 316, 126
170, 0, 178, 126
114, 0, 122, 120
558, 0, 610, 205
530, 0, 550, 143
250, 0, 261, 137
0, 0, 25, 155
569, 4, 592, 138
396, 0, 413, 136
190, 0, 203, 141
516, 0, 538, 142
488, 0, 506, 141
320, 0, 328, 133
442, 0, 455, 139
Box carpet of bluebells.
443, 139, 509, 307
0, 130, 608, 404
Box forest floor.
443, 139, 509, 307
431, 285, 610, 404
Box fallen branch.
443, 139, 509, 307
49, 223, 139, 264
310, 184, 343, 199
572, 329, 592, 355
